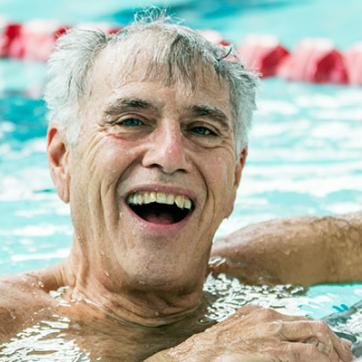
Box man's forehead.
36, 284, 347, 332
88, 39, 229, 101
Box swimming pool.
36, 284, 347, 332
0, 0, 361, 359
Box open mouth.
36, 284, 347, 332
126, 191, 194, 225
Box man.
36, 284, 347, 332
0, 18, 354, 361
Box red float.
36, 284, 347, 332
344, 44, 362, 85
0, 21, 361, 86
199, 29, 230, 46
237, 35, 289, 77
0, 22, 24, 58
278, 39, 348, 84
0, 21, 69, 61
21, 20, 65, 61
108, 26, 122, 35
53, 25, 69, 40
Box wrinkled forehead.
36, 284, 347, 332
86, 32, 229, 100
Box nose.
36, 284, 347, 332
142, 121, 192, 174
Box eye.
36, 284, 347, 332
191, 126, 217, 136
118, 118, 144, 127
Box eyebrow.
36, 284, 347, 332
104, 98, 158, 116
190, 105, 231, 130
104, 98, 231, 129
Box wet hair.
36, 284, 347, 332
44, 12, 258, 154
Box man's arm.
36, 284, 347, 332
210, 211, 362, 285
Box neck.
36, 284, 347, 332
44, 243, 208, 327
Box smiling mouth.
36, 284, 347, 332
127, 191, 194, 225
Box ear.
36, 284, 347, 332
234, 146, 248, 188
47, 126, 70, 203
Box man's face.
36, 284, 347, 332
55, 45, 246, 292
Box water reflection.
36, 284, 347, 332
1, 273, 361, 360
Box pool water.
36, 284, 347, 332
0, 276, 361, 360
0, 0, 362, 359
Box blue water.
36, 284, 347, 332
0, 0, 362, 321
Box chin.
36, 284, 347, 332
123, 254, 204, 292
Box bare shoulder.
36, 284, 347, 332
0, 273, 56, 341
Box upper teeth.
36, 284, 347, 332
127, 191, 193, 210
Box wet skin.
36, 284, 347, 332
0, 276, 215, 361
0, 42, 354, 361
0, 272, 354, 362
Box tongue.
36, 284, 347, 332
144, 212, 175, 225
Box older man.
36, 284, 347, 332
0, 18, 354, 361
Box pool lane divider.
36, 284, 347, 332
0, 20, 361, 86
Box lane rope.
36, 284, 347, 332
0, 20, 361, 85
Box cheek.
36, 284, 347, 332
90, 137, 135, 176
212, 153, 236, 184
203, 154, 237, 207
99, 147, 127, 175
70, 138, 128, 206
70, 141, 130, 233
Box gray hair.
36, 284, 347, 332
44, 15, 257, 154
